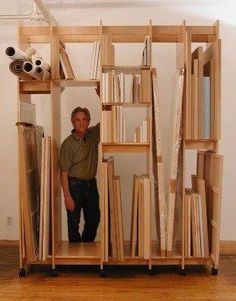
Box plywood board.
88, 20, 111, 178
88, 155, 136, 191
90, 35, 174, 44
152, 69, 166, 256
107, 157, 117, 258
192, 175, 209, 257
167, 69, 184, 254
18, 125, 41, 262
131, 175, 139, 257
143, 176, 151, 259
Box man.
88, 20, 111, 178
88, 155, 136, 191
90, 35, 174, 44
59, 107, 100, 242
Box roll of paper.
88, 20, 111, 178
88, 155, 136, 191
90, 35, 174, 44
42, 69, 50, 80
5, 46, 27, 61
23, 61, 43, 80
25, 47, 37, 59
33, 58, 50, 71
9, 59, 34, 80
32, 52, 42, 61
32, 67, 50, 80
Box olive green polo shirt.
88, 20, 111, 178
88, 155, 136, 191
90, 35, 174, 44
59, 123, 100, 179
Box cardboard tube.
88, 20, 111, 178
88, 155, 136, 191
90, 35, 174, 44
9, 59, 34, 80
23, 61, 42, 80
25, 47, 37, 59
6, 47, 26, 61
33, 58, 50, 71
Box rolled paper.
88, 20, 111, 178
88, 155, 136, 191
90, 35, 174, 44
25, 47, 37, 59
35, 67, 43, 78
42, 69, 50, 80
33, 58, 50, 71
23, 61, 42, 80
5, 46, 26, 61
32, 52, 42, 61
9, 59, 34, 80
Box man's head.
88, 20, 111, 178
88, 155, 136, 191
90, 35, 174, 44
71, 107, 91, 136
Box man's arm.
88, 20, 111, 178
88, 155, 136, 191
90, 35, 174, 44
60, 170, 75, 211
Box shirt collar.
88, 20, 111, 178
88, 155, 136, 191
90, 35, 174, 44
72, 129, 90, 141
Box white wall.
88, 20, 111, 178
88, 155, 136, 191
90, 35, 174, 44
0, 0, 235, 241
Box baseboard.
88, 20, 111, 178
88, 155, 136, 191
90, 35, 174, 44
0, 240, 18, 246
0, 239, 235, 255
220, 240, 236, 256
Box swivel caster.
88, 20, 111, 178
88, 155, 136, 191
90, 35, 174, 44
51, 268, 58, 277
99, 269, 106, 277
211, 267, 218, 275
179, 268, 186, 276
18, 268, 26, 277
148, 268, 156, 276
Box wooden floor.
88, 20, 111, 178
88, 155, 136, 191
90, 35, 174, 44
0, 243, 236, 301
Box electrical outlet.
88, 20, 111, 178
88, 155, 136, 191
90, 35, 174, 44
7, 216, 13, 226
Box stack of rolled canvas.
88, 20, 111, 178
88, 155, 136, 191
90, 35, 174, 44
6, 46, 51, 80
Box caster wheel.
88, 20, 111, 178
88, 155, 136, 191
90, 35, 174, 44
148, 268, 155, 276
99, 269, 106, 277
180, 268, 186, 276
18, 268, 26, 277
211, 268, 218, 275
51, 269, 58, 277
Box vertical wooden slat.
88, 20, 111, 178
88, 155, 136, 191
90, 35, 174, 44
50, 81, 61, 270
100, 33, 114, 66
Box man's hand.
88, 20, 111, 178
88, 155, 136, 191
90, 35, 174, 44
65, 196, 76, 211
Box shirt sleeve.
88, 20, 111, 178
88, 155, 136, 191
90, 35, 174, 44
58, 141, 72, 171
95, 122, 100, 143
89, 122, 100, 144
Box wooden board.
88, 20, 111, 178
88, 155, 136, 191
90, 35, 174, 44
138, 177, 144, 258
59, 47, 75, 80
143, 176, 151, 259
43, 137, 51, 260
18, 125, 41, 262
196, 151, 223, 266
107, 157, 117, 258
114, 176, 124, 261
152, 68, 166, 256
39, 138, 45, 260
192, 175, 209, 257
166, 69, 184, 255
131, 175, 139, 257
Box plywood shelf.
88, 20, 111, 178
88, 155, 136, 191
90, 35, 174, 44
19, 80, 51, 94
54, 241, 101, 259
102, 143, 150, 153
20, 25, 217, 44
102, 102, 150, 107
185, 139, 218, 150
102, 65, 150, 74
151, 241, 182, 261
59, 79, 100, 88
106, 242, 149, 264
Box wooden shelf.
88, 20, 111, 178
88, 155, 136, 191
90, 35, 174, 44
55, 241, 101, 259
151, 241, 182, 259
21, 25, 217, 44
107, 242, 149, 265
59, 79, 100, 88
102, 102, 150, 107
19, 80, 51, 94
185, 139, 218, 151
102, 143, 150, 153
102, 65, 150, 74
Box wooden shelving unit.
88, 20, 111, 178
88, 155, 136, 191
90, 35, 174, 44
17, 20, 222, 277
102, 143, 150, 153
59, 79, 100, 88
19, 80, 51, 94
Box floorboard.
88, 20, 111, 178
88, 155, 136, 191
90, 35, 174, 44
0, 243, 236, 301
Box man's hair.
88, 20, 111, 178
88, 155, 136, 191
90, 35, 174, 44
71, 107, 91, 121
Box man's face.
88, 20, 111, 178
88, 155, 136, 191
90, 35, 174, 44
72, 111, 90, 135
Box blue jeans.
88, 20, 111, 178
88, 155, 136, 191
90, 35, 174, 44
67, 177, 100, 242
